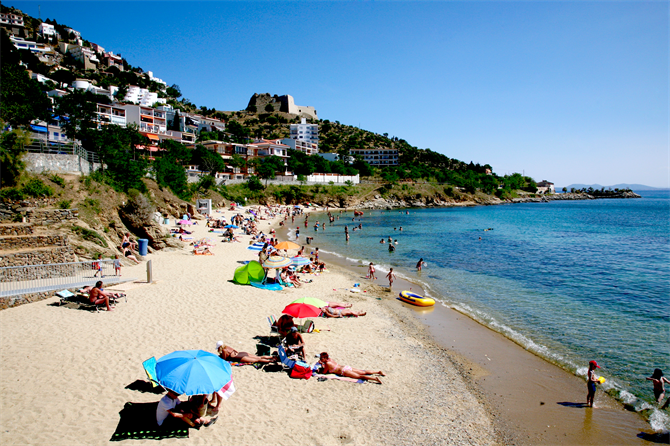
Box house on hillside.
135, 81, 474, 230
290, 117, 319, 145
281, 138, 318, 155
536, 180, 555, 195
349, 147, 399, 167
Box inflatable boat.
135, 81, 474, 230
398, 290, 435, 307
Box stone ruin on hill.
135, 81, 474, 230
246, 93, 318, 120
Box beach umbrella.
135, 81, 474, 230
263, 255, 293, 269
224, 224, 239, 229
282, 303, 322, 318
290, 297, 327, 308
275, 241, 300, 251
155, 349, 232, 396
247, 243, 264, 251
290, 256, 311, 266
177, 220, 193, 225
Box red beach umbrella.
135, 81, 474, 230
282, 303, 321, 319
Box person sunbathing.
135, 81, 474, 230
123, 247, 140, 264
317, 352, 384, 384
88, 281, 114, 311
321, 306, 366, 318
216, 342, 278, 364
193, 247, 213, 255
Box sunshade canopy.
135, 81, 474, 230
233, 260, 265, 285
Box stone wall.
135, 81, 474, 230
24, 153, 102, 175
0, 246, 77, 268
25, 208, 78, 225
0, 224, 34, 236
0, 290, 54, 310
0, 235, 68, 251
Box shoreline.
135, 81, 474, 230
290, 209, 656, 444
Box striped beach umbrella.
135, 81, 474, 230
263, 255, 293, 269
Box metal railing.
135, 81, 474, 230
23, 140, 100, 164
0, 259, 128, 298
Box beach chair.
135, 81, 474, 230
142, 357, 162, 389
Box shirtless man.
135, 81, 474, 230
317, 352, 384, 384
89, 281, 114, 311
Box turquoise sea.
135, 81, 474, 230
292, 190, 670, 431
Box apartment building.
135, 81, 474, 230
122, 104, 167, 143
201, 141, 253, 178
290, 118, 319, 145
101, 52, 123, 70
38, 22, 56, 36
72, 79, 117, 101
281, 138, 319, 155
349, 148, 399, 166
0, 12, 24, 27
11, 36, 53, 54
95, 103, 127, 129
124, 86, 165, 107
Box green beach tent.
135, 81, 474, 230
233, 261, 265, 285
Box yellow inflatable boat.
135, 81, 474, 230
398, 291, 435, 307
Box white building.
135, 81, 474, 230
122, 104, 167, 142
0, 12, 24, 27
71, 79, 117, 100
38, 22, 56, 36
290, 118, 319, 145
536, 180, 555, 195
147, 71, 167, 87
10, 36, 52, 54
124, 85, 165, 107
95, 103, 127, 128
349, 148, 398, 166
281, 138, 319, 155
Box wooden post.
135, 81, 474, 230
146, 260, 152, 284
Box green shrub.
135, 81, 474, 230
81, 198, 102, 214
72, 225, 108, 247
0, 187, 24, 200
57, 199, 72, 209
21, 178, 54, 198
49, 174, 66, 187
444, 186, 454, 197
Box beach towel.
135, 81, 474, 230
110, 402, 189, 441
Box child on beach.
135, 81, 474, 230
93, 255, 103, 277
587, 360, 600, 407
647, 369, 670, 408
386, 268, 396, 288
368, 262, 376, 280
114, 255, 121, 276
416, 258, 426, 271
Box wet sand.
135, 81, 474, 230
315, 245, 653, 445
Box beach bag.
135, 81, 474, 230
289, 363, 312, 380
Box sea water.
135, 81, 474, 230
291, 190, 670, 431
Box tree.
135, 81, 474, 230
49, 69, 76, 88
226, 120, 251, 144
1, 31, 51, 127
0, 129, 31, 187
192, 144, 224, 175
169, 109, 181, 131
562, 187, 567, 193
264, 103, 274, 112
54, 90, 100, 141
88, 125, 149, 192
166, 84, 181, 98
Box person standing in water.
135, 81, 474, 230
416, 258, 426, 271
647, 369, 670, 408
587, 360, 601, 408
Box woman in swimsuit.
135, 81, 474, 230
647, 369, 670, 408
317, 352, 384, 384
321, 306, 366, 318
216, 343, 278, 364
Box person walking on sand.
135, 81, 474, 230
386, 268, 396, 288
587, 360, 601, 407
647, 369, 670, 408
113, 255, 121, 276
368, 262, 377, 280
416, 258, 426, 271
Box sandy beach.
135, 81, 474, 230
0, 208, 498, 445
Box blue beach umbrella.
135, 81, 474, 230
290, 256, 311, 266
155, 349, 232, 395
247, 242, 265, 251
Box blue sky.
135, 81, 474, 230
11, 1, 669, 187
